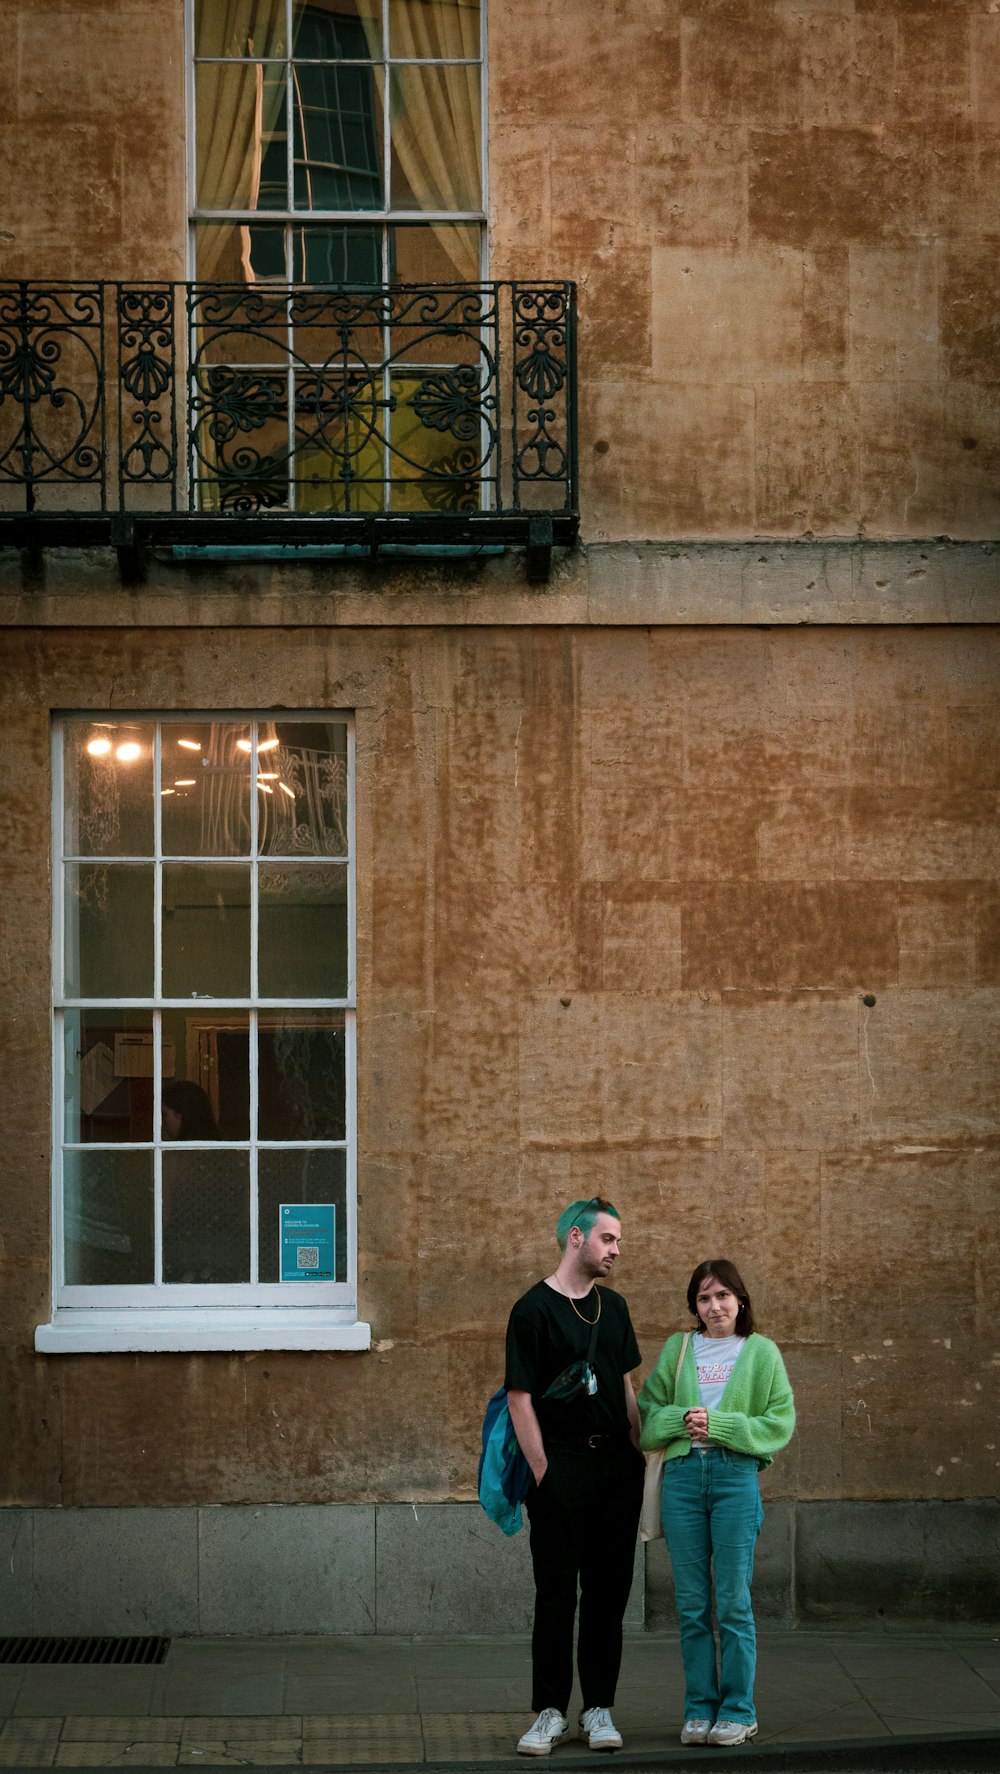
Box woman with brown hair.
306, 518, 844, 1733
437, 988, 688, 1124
638, 1260, 795, 1748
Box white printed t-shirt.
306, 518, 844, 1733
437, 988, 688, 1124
693, 1332, 745, 1416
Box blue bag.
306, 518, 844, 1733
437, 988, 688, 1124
478, 1387, 532, 1536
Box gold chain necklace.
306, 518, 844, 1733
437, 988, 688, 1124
552, 1278, 601, 1326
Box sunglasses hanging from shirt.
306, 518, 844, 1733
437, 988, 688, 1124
543, 1291, 601, 1402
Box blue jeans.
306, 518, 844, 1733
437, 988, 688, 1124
661, 1447, 764, 1725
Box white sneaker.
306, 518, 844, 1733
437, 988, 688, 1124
679, 1718, 713, 1745
707, 1720, 758, 1746
517, 1709, 569, 1756
579, 1707, 623, 1751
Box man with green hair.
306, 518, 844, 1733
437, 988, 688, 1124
505, 1197, 644, 1755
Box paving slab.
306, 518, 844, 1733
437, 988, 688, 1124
0, 1630, 997, 1772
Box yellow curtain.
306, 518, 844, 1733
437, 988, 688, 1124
192, 2, 289, 510
195, 0, 287, 282
367, 0, 482, 282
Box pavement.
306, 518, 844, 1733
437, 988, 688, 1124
0, 1629, 998, 1772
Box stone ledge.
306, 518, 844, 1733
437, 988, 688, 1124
0, 540, 996, 628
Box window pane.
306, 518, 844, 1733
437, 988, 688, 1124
293, 61, 384, 210
391, 222, 480, 284
259, 864, 348, 997
193, 221, 286, 283
162, 864, 251, 999
293, 0, 381, 59
196, 63, 288, 210
291, 355, 386, 513
258, 1148, 347, 1281
63, 721, 154, 857
164, 1013, 251, 1141
162, 722, 253, 858
163, 1149, 250, 1283
196, 2, 288, 59
389, 0, 480, 60
389, 368, 483, 511
389, 65, 481, 210
291, 222, 381, 283
63, 1010, 155, 1143
65, 865, 154, 999
64, 1149, 153, 1285
259, 1015, 346, 1139
261, 721, 348, 855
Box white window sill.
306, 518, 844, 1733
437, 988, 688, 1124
35, 1309, 372, 1354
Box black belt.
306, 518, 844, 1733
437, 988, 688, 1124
549, 1431, 617, 1451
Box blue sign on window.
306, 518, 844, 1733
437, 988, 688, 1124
280, 1204, 336, 1281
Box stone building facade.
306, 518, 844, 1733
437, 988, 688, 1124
0, 0, 997, 1632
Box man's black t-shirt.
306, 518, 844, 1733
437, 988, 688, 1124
504, 1280, 641, 1440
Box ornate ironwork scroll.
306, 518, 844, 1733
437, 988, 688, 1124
0, 284, 105, 509
511, 284, 575, 504
187, 283, 504, 516
117, 287, 177, 505
0, 281, 576, 529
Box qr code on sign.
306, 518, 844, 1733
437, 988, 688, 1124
296, 1246, 320, 1270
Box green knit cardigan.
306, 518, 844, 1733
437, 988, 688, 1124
637, 1331, 795, 1468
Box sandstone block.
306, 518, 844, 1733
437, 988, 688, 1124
519, 992, 722, 1146
821, 1150, 983, 1340
898, 885, 978, 988
581, 378, 755, 540
858, 987, 1000, 1145
653, 246, 805, 384
722, 995, 861, 1148
848, 245, 940, 383
749, 127, 935, 251
682, 883, 898, 992
755, 382, 860, 535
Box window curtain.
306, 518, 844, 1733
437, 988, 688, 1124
196, 0, 287, 282
365, 0, 482, 282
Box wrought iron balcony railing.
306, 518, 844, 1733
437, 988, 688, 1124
0, 281, 577, 577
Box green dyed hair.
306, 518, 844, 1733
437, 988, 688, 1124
556, 1196, 620, 1250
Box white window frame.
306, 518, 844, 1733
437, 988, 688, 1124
36, 710, 369, 1354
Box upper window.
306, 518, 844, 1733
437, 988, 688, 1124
192, 0, 484, 284
39, 714, 364, 1353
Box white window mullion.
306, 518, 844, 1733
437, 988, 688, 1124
153, 723, 164, 1285
51, 723, 66, 1309
346, 720, 357, 1005
250, 724, 261, 1282
51, 1025, 66, 1305
250, 720, 260, 994
345, 713, 357, 1296
249, 1010, 259, 1284
286, 26, 298, 506
153, 723, 163, 998
286, 25, 295, 233
345, 1012, 357, 1292
153, 1010, 163, 1287
382, 0, 391, 221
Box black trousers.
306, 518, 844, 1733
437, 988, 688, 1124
525, 1438, 644, 1715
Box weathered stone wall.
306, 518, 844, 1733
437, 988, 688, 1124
1, 607, 996, 1513
0, 0, 186, 282
3, 2, 999, 538
0, 1, 997, 1621
491, 0, 1000, 540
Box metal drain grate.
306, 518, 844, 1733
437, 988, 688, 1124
0, 1635, 170, 1666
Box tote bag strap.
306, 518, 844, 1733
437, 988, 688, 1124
674, 1331, 691, 1393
